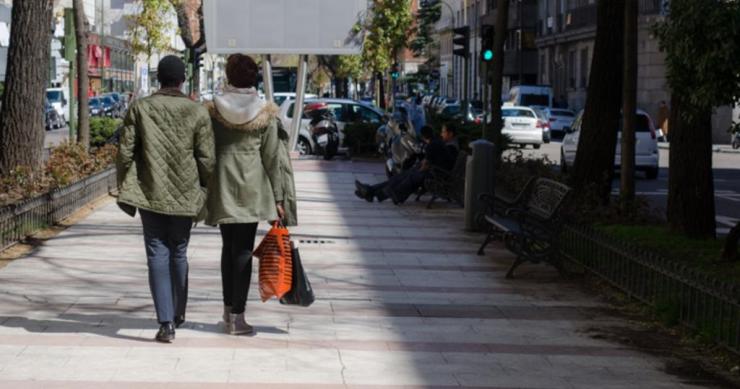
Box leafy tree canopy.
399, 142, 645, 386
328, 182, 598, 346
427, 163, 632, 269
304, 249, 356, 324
655, 0, 740, 122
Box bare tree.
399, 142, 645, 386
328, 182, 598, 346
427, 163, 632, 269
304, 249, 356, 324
0, 0, 54, 175
74, 0, 90, 150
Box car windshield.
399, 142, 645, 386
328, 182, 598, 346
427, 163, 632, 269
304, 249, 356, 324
274, 95, 288, 106
46, 90, 62, 103
520, 94, 549, 107
532, 108, 548, 120
443, 105, 461, 115
89, 98, 101, 107
107, 94, 120, 102
102, 97, 115, 105
552, 110, 575, 117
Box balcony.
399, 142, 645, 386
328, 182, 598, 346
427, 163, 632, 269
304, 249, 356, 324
565, 4, 597, 31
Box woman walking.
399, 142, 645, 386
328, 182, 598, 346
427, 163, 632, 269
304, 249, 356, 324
205, 54, 295, 335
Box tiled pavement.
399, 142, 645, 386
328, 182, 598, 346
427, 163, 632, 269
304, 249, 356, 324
0, 159, 702, 388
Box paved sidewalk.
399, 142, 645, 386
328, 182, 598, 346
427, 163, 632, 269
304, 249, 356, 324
0, 159, 702, 388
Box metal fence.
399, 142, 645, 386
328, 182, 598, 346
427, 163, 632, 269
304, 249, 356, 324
0, 168, 116, 251
560, 224, 740, 355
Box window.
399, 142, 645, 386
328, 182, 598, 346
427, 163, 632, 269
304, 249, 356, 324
351, 105, 382, 124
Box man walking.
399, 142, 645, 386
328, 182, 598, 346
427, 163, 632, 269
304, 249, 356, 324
116, 56, 215, 343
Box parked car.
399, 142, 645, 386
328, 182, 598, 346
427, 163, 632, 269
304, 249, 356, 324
279, 98, 386, 155
103, 92, 126, 117
542, 108, 576, 138
561, 109, 659, 179
89, 97, 116, 117
501, 106, 550, 149
100, 96, 118, 117
45, 99, 64, 130
46, 87, 69, 124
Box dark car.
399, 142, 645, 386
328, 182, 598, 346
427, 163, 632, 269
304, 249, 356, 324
89, 97, 103, 117
103, 92, 126, 116
99, 96, 118, 117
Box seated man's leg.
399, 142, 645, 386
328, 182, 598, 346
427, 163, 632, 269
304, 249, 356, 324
356, 171, 411, 202
384, 169, 428, 204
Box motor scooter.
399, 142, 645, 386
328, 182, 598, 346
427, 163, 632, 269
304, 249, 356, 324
376, 106, 423, 177
305, 102, 340, 160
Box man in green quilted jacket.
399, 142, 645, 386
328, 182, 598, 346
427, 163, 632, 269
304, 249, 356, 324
116, 56, 215, 343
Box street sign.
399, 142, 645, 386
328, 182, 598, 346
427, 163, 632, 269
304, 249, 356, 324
202, 0, 367, 55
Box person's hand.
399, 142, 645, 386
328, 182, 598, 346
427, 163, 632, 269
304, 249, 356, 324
276, 202, 286, 221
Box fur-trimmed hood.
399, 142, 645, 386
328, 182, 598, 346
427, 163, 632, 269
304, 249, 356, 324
206, 89, 279, 132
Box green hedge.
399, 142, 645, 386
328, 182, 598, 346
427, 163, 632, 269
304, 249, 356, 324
90, 117, 122, 147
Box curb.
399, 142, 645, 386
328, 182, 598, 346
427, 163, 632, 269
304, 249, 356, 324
657, 143, 740, 154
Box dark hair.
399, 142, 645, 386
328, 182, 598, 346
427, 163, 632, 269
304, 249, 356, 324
442, 122, 458, 136
157, 55, 186, 88
226, 54, 259, 88
420, 125, 434, 140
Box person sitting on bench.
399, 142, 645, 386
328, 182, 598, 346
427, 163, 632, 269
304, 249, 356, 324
355, 124, 458, 205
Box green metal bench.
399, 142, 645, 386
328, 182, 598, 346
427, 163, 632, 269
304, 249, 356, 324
477, 177, 571, 278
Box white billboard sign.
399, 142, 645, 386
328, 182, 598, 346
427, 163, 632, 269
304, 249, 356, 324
203, 0, 367, 55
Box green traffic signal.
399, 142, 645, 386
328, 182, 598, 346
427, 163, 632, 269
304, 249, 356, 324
482, 49, 494, 62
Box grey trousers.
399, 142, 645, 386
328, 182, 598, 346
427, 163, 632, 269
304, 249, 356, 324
140, 209, 192, 324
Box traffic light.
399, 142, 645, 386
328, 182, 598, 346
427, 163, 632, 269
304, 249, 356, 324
480, 24, 494, 62
391, 63, 400, 80
452, 26, 470, 58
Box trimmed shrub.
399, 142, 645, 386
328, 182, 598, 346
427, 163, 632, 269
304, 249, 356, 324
90, 117, 122, 147
0, 142, 117, 206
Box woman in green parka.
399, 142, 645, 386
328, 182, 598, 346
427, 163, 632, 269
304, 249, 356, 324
205, 54, 296, 336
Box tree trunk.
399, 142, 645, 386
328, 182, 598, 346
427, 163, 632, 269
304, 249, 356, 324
620, 0, 638, 206
170, 0, 204, 49
667, 93, 716, 238
74, 0, 90, 150
378, 72, 386, 110
489, 0, 509, 144
0, 0, 54, 175
570, 0, 625, 203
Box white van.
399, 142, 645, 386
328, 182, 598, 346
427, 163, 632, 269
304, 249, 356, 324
507, 85, 554, 108
46, 88, 69, 124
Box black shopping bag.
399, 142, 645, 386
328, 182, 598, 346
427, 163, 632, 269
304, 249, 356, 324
279, 242, 315, 307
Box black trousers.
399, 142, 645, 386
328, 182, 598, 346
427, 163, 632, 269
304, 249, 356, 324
370, 168, 429, 203
219, 222, 259, 314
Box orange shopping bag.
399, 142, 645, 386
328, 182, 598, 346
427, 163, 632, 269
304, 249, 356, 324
253, 222, 293, 302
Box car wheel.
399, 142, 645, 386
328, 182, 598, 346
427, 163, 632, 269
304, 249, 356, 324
560, 149, 568, 173
646, 167, 659, 180
297, 137, 312, 156
533, 144, 541, 150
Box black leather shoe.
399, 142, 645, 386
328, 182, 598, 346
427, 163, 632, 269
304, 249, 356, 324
155, 322, 175, 343
174, 315, 185, 328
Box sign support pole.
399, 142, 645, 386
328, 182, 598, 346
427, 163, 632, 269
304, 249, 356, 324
262, 54, 274, 103
289, 54, 308, 155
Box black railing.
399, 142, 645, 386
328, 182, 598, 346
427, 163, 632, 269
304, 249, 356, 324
0, 168, 116, 251
560, 224, 740, 355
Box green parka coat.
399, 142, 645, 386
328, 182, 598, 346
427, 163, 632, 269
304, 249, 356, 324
116, 89, 215, 218
204, 100, 297, 226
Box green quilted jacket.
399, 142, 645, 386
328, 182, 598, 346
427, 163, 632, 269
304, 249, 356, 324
204, 101, 295, 226
116, 89, 215, 218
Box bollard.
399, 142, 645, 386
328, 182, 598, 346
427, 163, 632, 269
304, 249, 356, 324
464, 140, 496, 231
